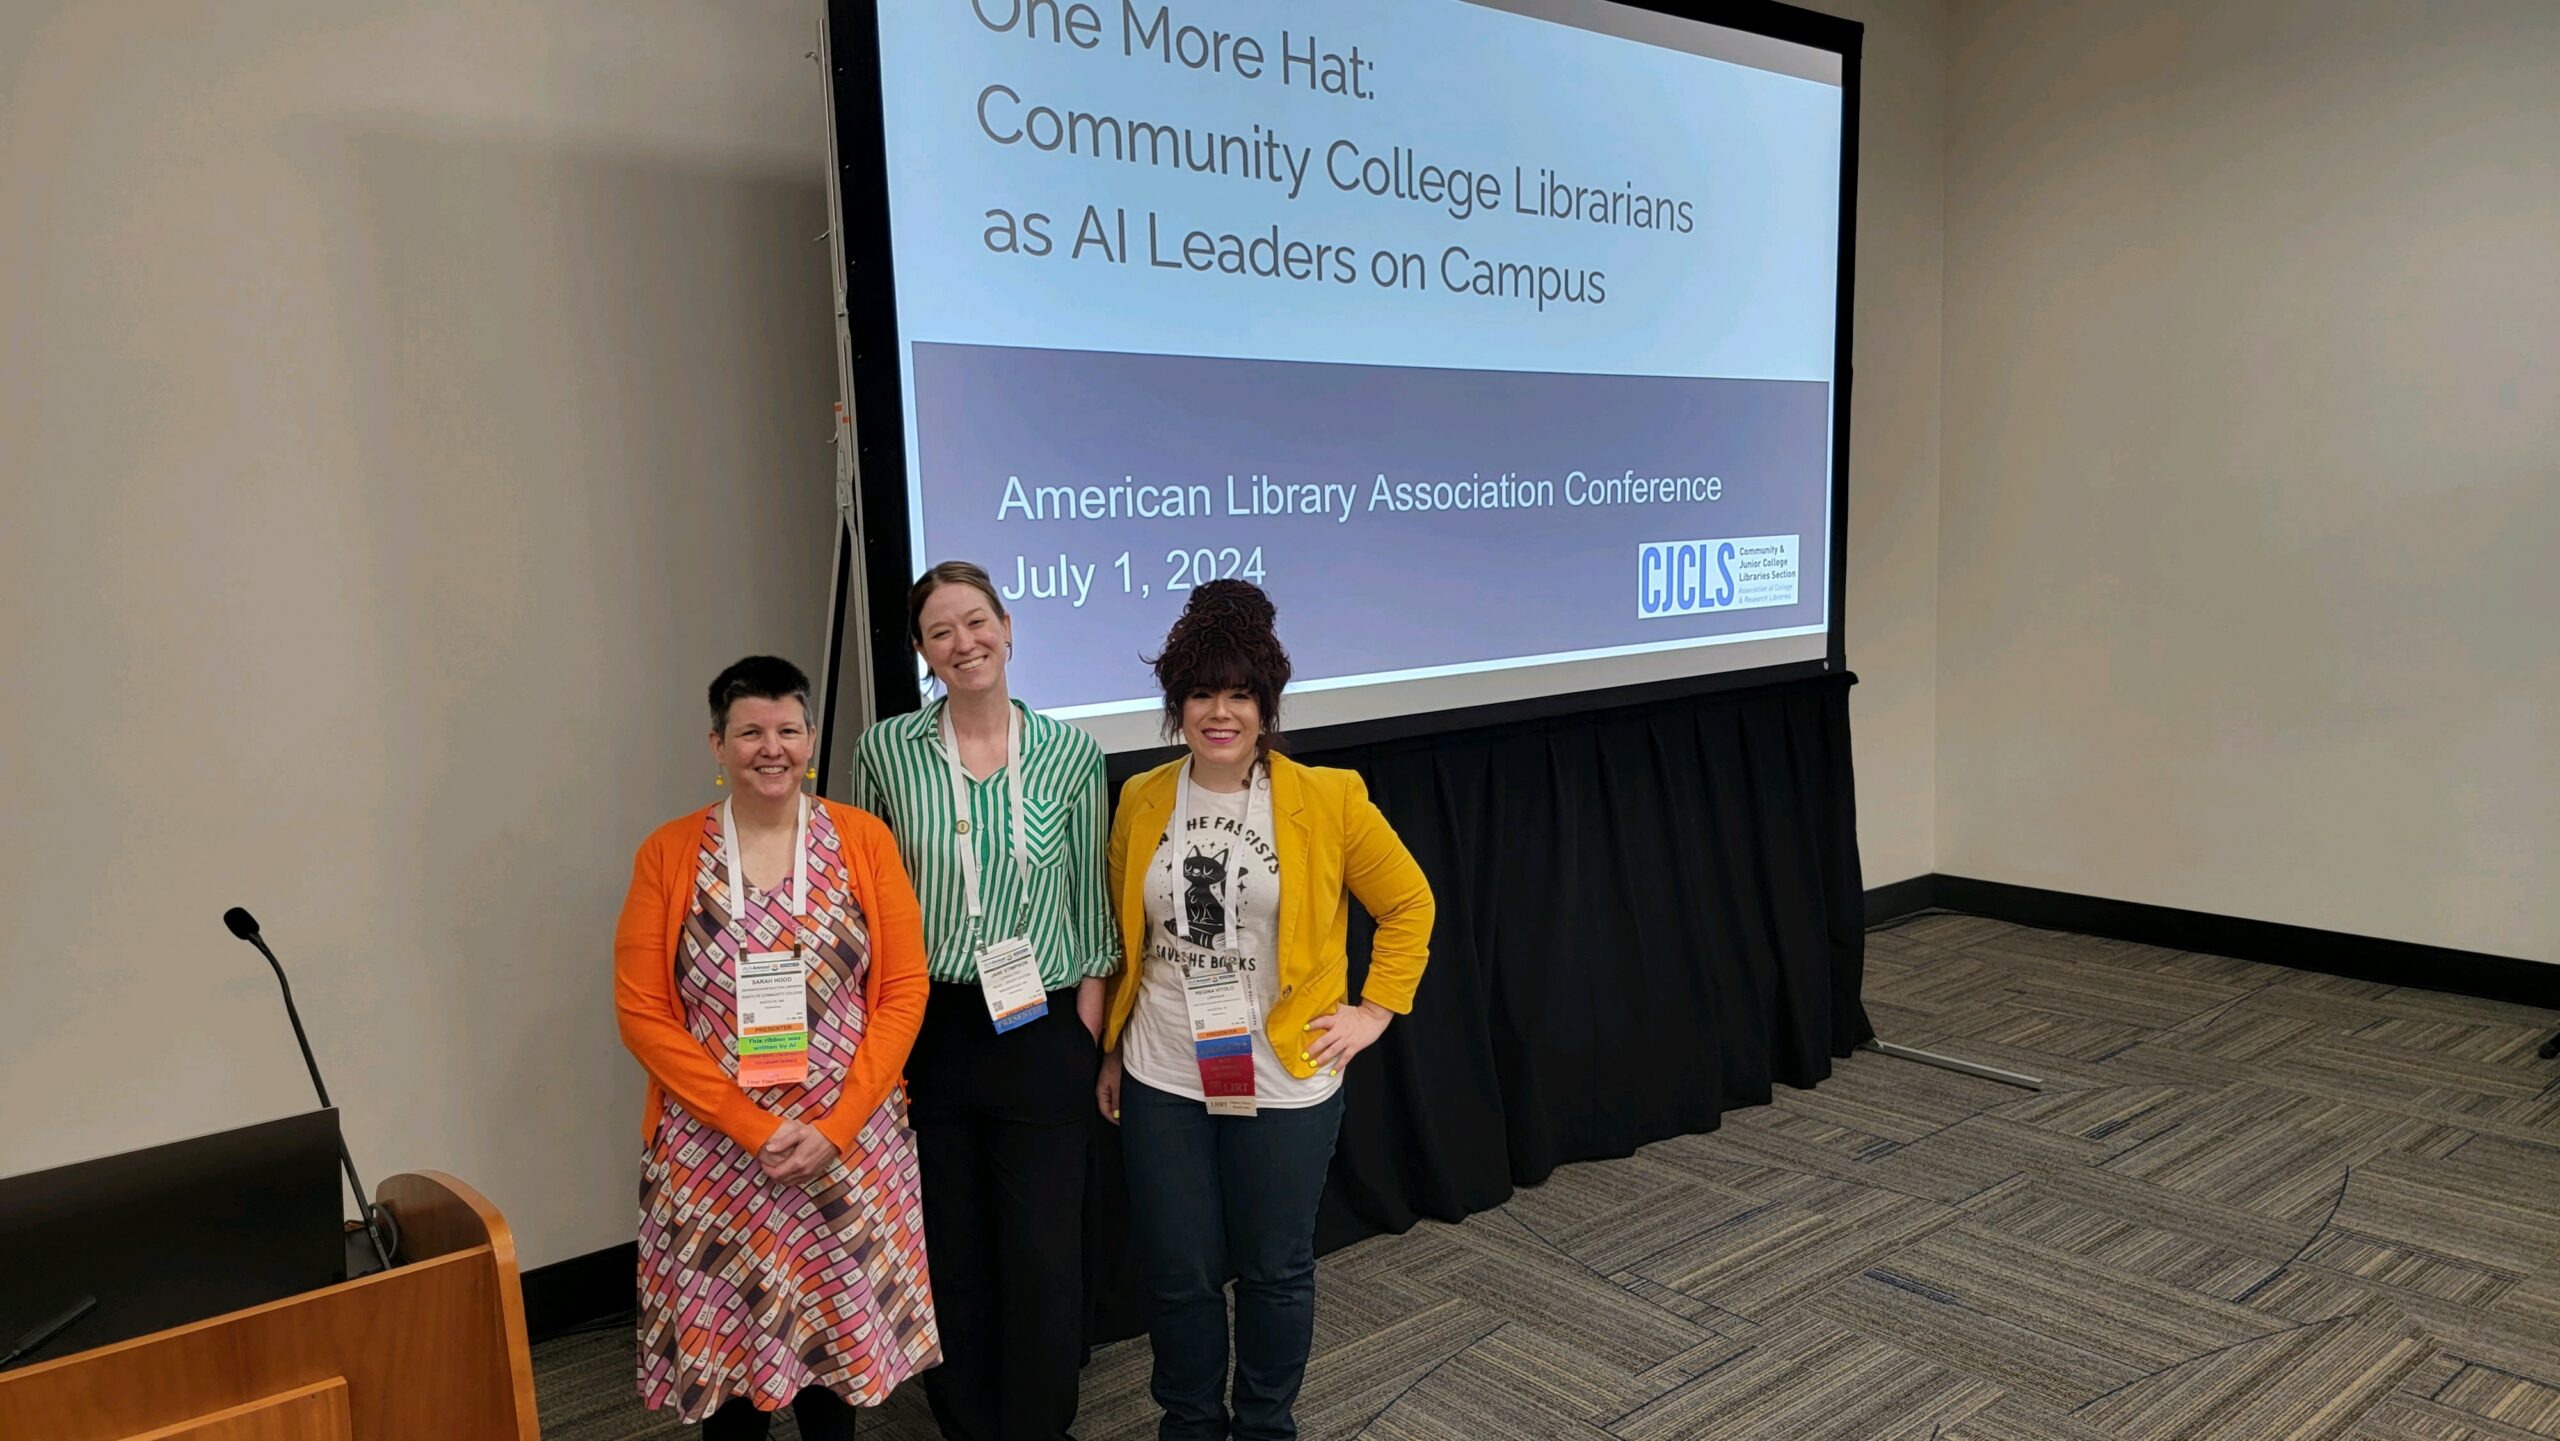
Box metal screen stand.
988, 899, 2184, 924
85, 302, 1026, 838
1860, 1039, 2045, 1091
810, 19, 874, 796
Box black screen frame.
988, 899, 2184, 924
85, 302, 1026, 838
822, 0, 1861, 758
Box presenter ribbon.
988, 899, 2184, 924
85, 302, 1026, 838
723, 793, 814, 1089
1170, 760, 1267, 1116
1184, 965, 1259, 1117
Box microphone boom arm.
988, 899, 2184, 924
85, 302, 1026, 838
227, 913, 395, 1273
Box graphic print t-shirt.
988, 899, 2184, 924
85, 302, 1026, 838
1121, 776, 1341, 1108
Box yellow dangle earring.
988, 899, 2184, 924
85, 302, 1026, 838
713, 766, 726, 787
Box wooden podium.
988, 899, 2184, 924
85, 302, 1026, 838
0, 1172, 541, 1440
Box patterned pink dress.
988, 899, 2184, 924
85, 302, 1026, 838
635, 804, 940, 1418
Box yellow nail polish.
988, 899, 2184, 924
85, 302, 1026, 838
1299, 1051, 1310, 1062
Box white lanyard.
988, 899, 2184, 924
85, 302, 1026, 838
938, 701, 1028, 925
719, 792, 809, 939
1168, 758, 1266, 951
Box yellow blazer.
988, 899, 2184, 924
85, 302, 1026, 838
1103, 752, 1434, 1078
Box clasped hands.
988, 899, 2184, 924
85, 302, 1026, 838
757, 1117, 838, 1185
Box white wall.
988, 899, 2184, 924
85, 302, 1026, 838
42, 0, 2538, 1278
0, 0, 1956, 1269
1939, 0, 2560, 960
0, 0, 839, 1266
1828, 0, 1949, 890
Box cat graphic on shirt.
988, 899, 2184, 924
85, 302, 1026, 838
1169, 847, 1229, 945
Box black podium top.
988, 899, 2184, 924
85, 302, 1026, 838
0, 1110, 346, 1367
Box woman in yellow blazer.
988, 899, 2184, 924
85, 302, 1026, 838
1096, 581, 1434, 1441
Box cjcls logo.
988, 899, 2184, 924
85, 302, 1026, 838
1637, 536, 1800, 619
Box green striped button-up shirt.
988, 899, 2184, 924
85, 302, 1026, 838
851, 698, 1119, 988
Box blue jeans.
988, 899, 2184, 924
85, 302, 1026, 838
1119, 1076, 1346, 1441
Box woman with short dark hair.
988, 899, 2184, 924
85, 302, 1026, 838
615, 655, 937, 1440
1097, 582, 1435, 1441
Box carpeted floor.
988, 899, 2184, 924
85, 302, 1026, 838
533, 916, 2560, 1440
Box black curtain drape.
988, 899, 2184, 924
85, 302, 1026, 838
1084, 672, 1871, 1341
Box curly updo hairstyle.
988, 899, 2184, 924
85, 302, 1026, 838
1148, 580, 1291, 756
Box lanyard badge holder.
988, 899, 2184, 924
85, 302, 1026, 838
942, 704, 1049, 1033
725, 793, 814, 1089
1172, 759, 1266, 1116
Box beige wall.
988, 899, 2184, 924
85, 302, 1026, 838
66, 0, 2547, 1278
1829, 0, 1949, 889
0, 1, 839, 1265
1940, 0, 2560, 959
0, 0, 1955, 1269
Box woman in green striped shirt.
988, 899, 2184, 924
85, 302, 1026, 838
851, 560, 1118, 1441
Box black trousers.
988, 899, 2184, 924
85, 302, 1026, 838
908, 981, 1097, 1441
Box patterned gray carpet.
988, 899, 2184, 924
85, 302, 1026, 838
534, 916, 2560, 1440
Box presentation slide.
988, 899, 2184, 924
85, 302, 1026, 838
871, 0, 1846, 748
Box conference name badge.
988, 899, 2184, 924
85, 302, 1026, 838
735, 949, 812, 1088
1183, 963, 1258, 1117
975, 935, 1050, 1033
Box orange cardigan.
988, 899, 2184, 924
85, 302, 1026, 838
613, 798, 930, 1156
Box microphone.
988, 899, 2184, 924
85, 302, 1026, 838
222, 907, 395, 1273
0, 1295, 94, 1370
